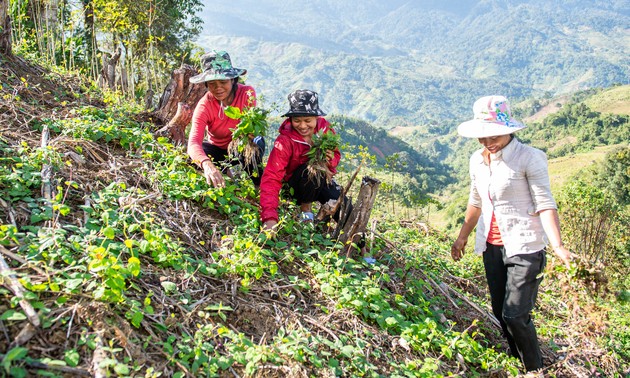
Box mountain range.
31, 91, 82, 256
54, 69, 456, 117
197, 0, 629, 130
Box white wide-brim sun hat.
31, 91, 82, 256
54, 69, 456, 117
457, 95, 527, 138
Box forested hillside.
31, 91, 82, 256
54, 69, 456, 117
198, 0, 629, 129
331, 116, 454, 195
390, 85, 630, 186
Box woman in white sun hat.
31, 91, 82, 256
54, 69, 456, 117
450, 95, 572, 372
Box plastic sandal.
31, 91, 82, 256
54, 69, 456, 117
363, 257, 376, 264
300, 211, 314, 222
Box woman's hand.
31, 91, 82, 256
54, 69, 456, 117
263, 219, 277, 231
202, 160, 225, 188
325, 149, 335, 162
451, 237, 468, 261
325, 150, 336, 181
552, 244, 573, 268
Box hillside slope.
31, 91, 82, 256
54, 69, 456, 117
584, 85, 630, 115
0, 55, 512, 377
1, 56, 628, 377
522, 84, 630, 123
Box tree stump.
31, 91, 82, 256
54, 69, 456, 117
154, 102, 193, 145
335, 176, 380, 253
98, 47, 121, 90
152, 64, 207, 145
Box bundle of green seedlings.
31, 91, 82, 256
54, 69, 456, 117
305, 129, 341, 186
225, 105, 269, 166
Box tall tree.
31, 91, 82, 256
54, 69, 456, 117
0, 0, 11, 55
78, 0, 203, 94
81, 0, 98, 77
7, 0, 202, 98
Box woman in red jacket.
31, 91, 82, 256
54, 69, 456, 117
260, 90, 342, 230
187, 50, 265, 188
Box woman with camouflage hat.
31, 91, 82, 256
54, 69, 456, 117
259, 89, 343, 231
187, 50, 265, 188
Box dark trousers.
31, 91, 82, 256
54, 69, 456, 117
287, 164, 347, 222
483, 242, 546, 372
202, 137, 265, 186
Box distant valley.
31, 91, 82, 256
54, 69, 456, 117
197, 0, 630, 131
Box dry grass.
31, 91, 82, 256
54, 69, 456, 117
584, 85, 630, 115
547, 144, 621, 193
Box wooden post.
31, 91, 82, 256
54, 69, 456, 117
336, 176, 380, 253
41, 125, 53, 204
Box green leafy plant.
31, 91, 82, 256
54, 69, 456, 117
2, 347, 28, 378
225, 105, 269, 167
305, 129, 340, 186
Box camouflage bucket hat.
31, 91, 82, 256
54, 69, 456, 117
189, 50, 247, 84
281, 89, 327, 117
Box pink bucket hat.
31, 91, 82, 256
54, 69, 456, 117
457, 96, 527, 138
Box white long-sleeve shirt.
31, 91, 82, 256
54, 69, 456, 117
468, 138, 557, 257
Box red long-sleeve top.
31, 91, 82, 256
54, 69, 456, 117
259, 117, 341, 223
187, 84, 256, 164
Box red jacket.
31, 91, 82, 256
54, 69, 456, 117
259, 118, 341, 222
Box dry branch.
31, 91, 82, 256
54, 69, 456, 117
91, 331, 108, 378
0, 353, 91, 376
0, 249, 40, 327
0, 245, 26, 265
427, 277, 459, 309
0, 197, 17, 226
444, 283, 501, 329
303, 315, 340, 342
9, 322, 37, 347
